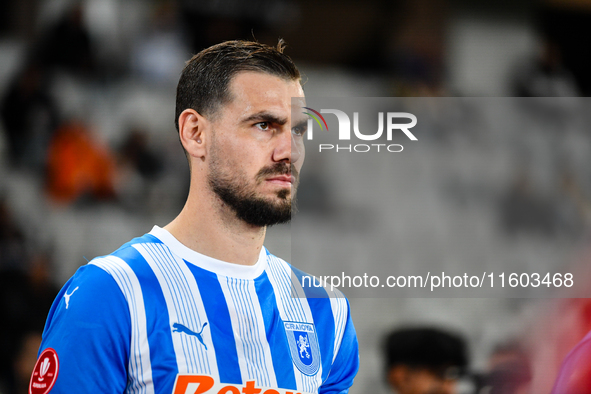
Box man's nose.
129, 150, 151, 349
273, 128, 302, 164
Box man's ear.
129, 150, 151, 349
178, 108, 208, 160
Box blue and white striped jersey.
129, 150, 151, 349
34, 226, 358, 394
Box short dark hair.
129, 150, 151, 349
383, 327, 468, 373
175, 40, 301, 132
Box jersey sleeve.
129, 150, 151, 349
34, 264, 130, 393
319, 298, 360, 394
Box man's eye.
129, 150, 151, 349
292, 125, 307, 136
256, 122, 270, 130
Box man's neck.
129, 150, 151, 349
164, 191, 266, 266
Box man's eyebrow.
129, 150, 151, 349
240, 111, 288, 125
291, 119, 308, 130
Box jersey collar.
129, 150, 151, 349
148, 225, 268, 280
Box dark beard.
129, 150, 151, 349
208, 162, 299, 227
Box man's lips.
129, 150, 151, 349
266, 175, 294, 186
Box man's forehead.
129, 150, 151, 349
229, 70, 303, 89
227, 71, 304, 111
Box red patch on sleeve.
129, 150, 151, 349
29, 348, 59, 394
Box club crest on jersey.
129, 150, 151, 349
284, 322, 320, 376
29, 348, 59, 394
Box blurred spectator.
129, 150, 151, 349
178, 0, 281, 53
46, 120, 116, 205
115, 126, 165, 212
383, 327, 468, 394
384, 0, 448, 96
511, 38, 579, 97
119, 127, 163, 181
475, 342, 532, 394
499, 169, 556, 237
554, 169, 591, 239
537, 4, 591, 96
0, 1, 42, 39
31, 2, 97, 77
13, 331, 43, 394
0, 198, 29, 271
0, 63, 59, 170
130, 1, 189, 84
0, 0, 9, 35
0, 253, 58, 394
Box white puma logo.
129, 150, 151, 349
63, 286, 79, 309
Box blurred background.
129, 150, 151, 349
2, 0, 591, 393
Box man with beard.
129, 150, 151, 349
30, 41, 359, 394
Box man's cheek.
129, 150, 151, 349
291, 138, 305, 165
